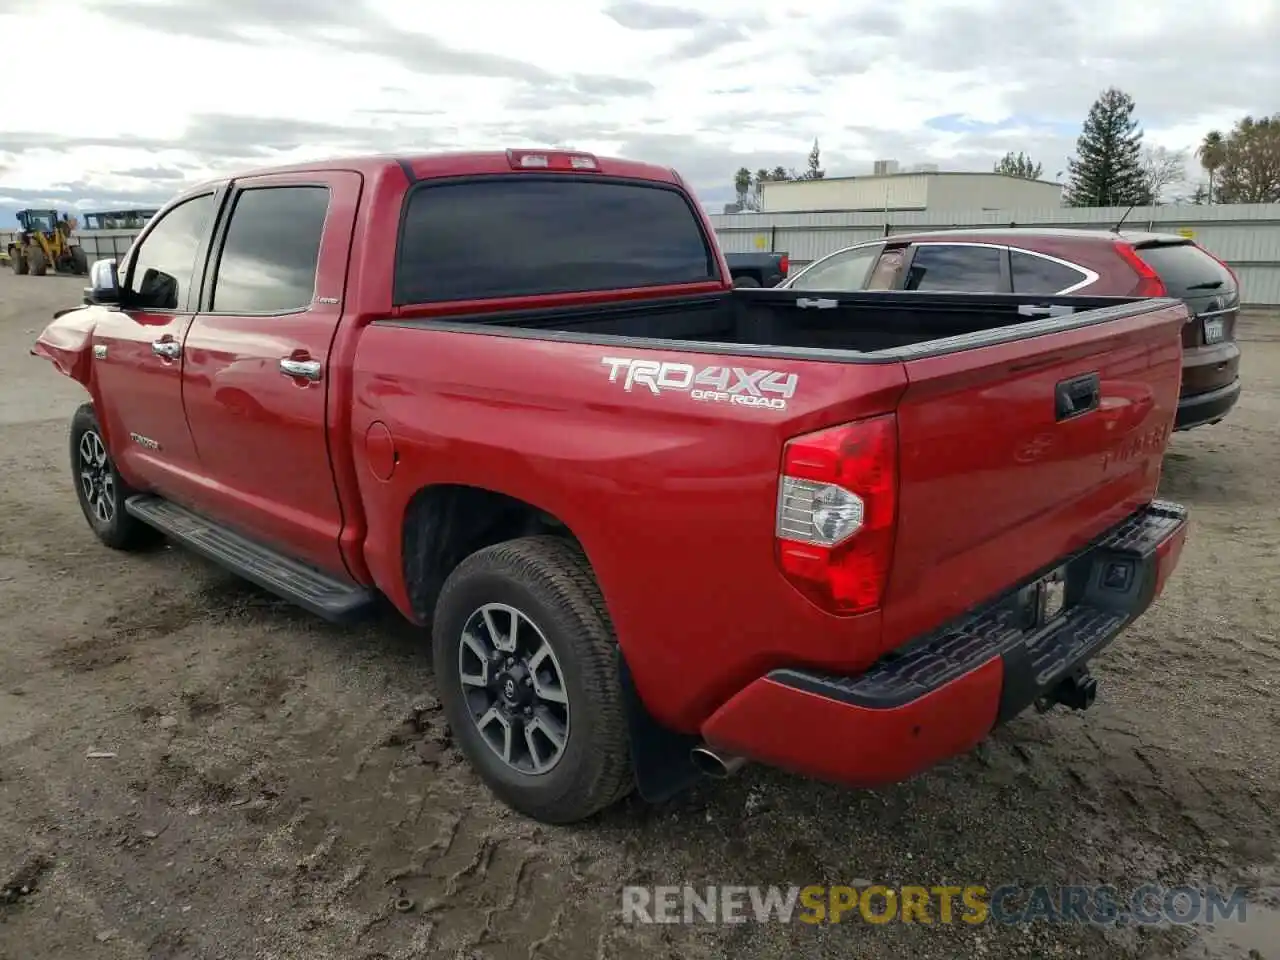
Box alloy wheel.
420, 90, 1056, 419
78, 430, 115, 524
457, 602, 570, 775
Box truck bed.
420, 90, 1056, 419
369, 286, 1186, 724
394, 289, 1158, 359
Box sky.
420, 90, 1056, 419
1, 0, 1277, 224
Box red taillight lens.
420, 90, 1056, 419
775, 414, 897, 615
1114, 242, 1168, 297
779, 254, 790, 276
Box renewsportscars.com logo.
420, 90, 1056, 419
601, 357, 799, 411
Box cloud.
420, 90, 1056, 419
2, 0, 1276, 224
506, 75, 656, 110
895, 0, 1279, 126
603, 0, 759, 60
830, 7, 903, 37
671, 21, 752, 59
925, 115, 1077, 137
111, 166, 190, 182
90, 0, 355, 43
602, 0, 707, 30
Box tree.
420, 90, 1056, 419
1140, 146, 1189, 204
732, 167, 753, 210
1215, 114, 1280, 204
1196, 130, 1226, 203
993, 151, 1043, 180
803, 139, 825, 180
770, 165, 792, 181
751, 167, 770, 208
1063, 88, 1150, 207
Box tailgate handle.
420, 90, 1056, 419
1055, 373, 1100, 421
1019, 304, 1076, 318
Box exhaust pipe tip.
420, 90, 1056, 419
691, 745, 746, 779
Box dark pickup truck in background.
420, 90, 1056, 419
36, 148, 1189, 825
724, 251, 789, 287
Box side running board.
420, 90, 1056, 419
125, 495, 375, 622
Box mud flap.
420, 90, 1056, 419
617, 649, 703, 803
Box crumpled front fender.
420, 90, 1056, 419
31, 305, 97, 385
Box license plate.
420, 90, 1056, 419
1037, 569, 1067, 625
1203, 317, 1225, 344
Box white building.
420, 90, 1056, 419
760, 171, 1064, 214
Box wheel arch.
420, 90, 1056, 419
399, 482, 591, 628
392, 480, 686, 784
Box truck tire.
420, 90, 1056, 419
69, 404, 160, 551
733, 275, 761, 288
70, 246, 89, 276
28, 245, 47, 277
432, 535, 633, 824
10, 247, 27, 275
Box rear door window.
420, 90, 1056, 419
209, 186, 330, 314
1134, 242, 1237, 299
788, 244, 884, 291
394, 178, 716, 304
903, 244, 1006, 293
1009, 249, 1092, 294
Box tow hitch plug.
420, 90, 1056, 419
1037, 671, 1099, 713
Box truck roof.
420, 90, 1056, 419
193, 150, 685, 190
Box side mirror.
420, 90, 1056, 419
84, 258, 120, 306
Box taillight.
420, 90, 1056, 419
1114, 242, 1168, 297
506, 149, 599, 171
775, 414, 897, 615
779, 254, 790, 275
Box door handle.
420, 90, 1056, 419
151, 339, 181, 359
1055, 372, 1101, 421
279, 358, 322, 381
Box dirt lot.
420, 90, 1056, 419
0, 273, 1277, 960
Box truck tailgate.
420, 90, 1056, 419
879, 300, 1186, 651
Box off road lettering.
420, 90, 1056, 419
602, 358, 797, 411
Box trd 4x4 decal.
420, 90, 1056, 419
601, 357, 797, 411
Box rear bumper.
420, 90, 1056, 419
1175, 378, 1241, 431
700, 501, 1188, 787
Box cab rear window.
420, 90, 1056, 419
1134, 243, 1236, 298
394, 177, 717, 305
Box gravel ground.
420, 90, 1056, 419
0, 273, 1278, 960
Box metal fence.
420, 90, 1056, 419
1, 228, 138, 262
7, 204, 1280, 305
708, 203, 1280, 305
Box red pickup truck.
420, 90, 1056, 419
34, 149, 1189, 824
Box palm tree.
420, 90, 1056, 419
733, 167, 752, 209
752, 168, 770, 208
1196, 130, 1226, 203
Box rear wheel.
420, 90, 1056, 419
432, 536, 632, 824
733, 274, 761, 288
28, 245, 47, 277
70, 246, 89, 275
69, 404, 160, 551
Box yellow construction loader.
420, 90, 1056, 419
7, 209, 90, 276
